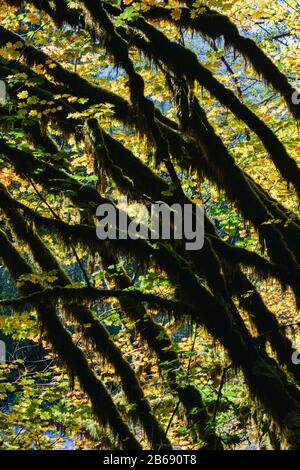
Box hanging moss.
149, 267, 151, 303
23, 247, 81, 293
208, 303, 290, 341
182, 99, 300, 290
2, 222, 300, 448
0, 228, 141, 450
1, 0, 300, 449
5, 48, 298, 308
100, 244, 223, 449
4, 25, 298, 266
110, 14, 300, 196
209, 235, 290, 290
2, 117, 300, 434
0, 186, 171, 450
226, 268, 300, 385
75, 125, 300, 389
0, 179, 221, 447
86, 119, 135, 196
4, 129, 300, 400
79, 0, 179, 174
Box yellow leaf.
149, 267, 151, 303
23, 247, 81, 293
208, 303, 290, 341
17, 90, 28, 99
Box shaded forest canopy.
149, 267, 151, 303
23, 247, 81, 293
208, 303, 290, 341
0, 0, 299, 450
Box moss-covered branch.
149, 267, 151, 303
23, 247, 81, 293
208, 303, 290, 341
0, 228, 142, 450
141, 4, 300, 120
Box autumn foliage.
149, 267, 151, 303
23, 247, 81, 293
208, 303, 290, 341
0, 0, 299, 450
